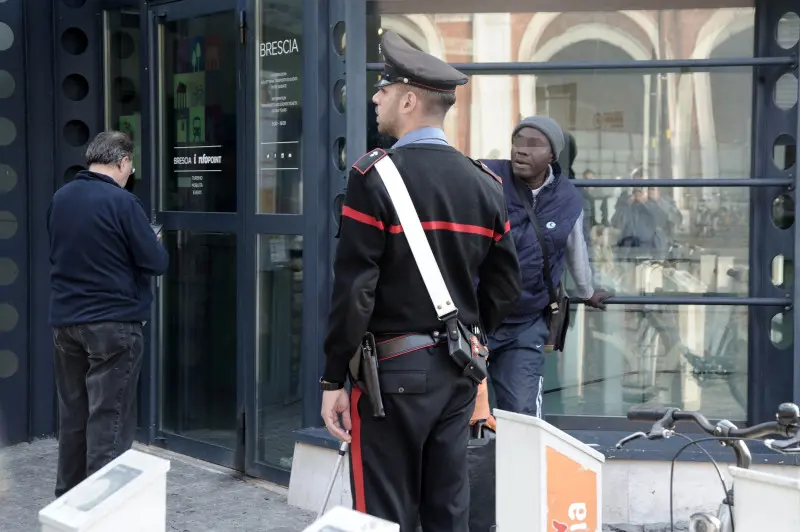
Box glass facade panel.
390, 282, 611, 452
366, 68, 755, 180
257, 2, 304, 214
103, 10, 142, 194
563, 185, 749, 297
256, 234, 303, 469
362, 2, 763, 425
160, 231, 238, 449
160, 13, 238, 212
366, 3, 755, 60
542, 304, 748, 420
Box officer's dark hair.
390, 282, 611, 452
409, 86, 456, 117
85, 131, 134, 167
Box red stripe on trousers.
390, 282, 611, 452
350, 387, 367, 513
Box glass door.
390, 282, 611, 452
151, 0, 243, 469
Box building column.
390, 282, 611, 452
469, 13, 512, 159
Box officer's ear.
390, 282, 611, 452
400, 89, 418, 114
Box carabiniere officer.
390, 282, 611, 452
319, 31, 522, 531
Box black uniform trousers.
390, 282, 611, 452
349, 341, 478, 532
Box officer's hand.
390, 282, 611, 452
321, 389, 352, 443
586, 290, 613, 311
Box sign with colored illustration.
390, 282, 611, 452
546, 446, 598, 532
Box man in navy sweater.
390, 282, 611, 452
47, 131, 168, 497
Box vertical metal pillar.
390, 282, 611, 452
0, 0, 30, 445
749, 0, 798, 420
793, 24, 800, 406
301, 0, 331, 427
344, 0, 366, 165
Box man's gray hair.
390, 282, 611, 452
85, 131, 134, 166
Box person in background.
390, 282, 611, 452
481, 117, 612, 418
611, 166, 683, 258
48, 131, 168, 498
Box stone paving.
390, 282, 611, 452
0, 438, 685, 531
0, 438, 315, 532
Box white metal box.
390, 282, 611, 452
730, 466, 800, 532
39, 449, 171, 532
302, 506, 399, 532
495, 409, 605, 532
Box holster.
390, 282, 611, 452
444, 318, 488, 384
347, 332, 386, 418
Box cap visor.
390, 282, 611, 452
374, 79, 393, 89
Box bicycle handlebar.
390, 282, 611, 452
627, 406, 795, 439
618, 403, 800, 458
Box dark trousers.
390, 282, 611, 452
488, 315, 549, 417
349, 343, 477, 532
52, 321, 144, 498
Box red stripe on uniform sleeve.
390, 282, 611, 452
342, 206, 385, 230
493, 220, 511, 242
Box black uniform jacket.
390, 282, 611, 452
322, 144, 522, 384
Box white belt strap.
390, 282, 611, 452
373, 156, 457, 320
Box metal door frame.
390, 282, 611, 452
145, 0, 246, 471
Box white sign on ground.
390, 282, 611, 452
39, 449, 170, 532
303, 506, 399, 532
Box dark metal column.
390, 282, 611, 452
24, 0, 58, 440
0, 0, 30, 445
748, 0, 799, 420
300, 0, 331, 427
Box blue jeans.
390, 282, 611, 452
52, 322, 144, 497
487, 315, 550, 418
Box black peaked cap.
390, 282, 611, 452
375, 31, 468, 93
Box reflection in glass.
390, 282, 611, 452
256, 235, 303, 469
560, 185, 749, 297
103, 10, 142, 196
364, 8, 755, 181
160, 13, 238, 212
161, 231, 238, 449
366, 6, 755, 61
543, 304, 748, 420
257, 2, 304, 214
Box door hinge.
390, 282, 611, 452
239, 10, 247, 45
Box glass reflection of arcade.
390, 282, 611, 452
362, 2, 799, 424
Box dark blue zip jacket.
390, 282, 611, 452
480, 160, 583, 323
47, 170, 169, 326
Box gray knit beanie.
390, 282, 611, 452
512, 116, 565, 162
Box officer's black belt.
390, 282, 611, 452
375, 332, 447, 361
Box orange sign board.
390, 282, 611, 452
546, 446, 598, 532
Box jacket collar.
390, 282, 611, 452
75, 170, 122, 188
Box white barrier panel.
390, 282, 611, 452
303, 506, 399, 532
495, 410, 605, 532
730, 466, 800, 532
39, 449, 170, 532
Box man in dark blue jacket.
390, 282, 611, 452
48, 131, 168, 497
482, 116, 611, 417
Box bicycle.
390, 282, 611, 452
615, 402, 800, 532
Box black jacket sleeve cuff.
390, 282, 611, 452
322, 354, 350, 385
